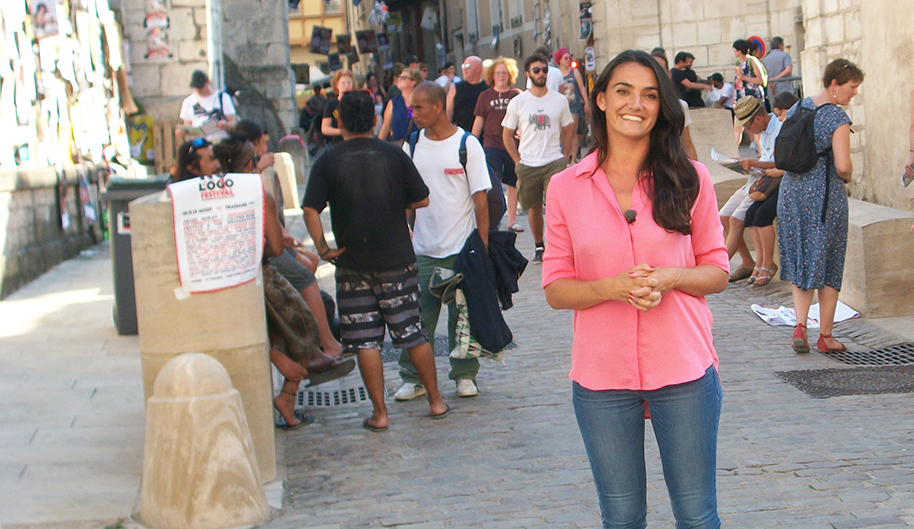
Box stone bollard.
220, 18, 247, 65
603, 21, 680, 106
273, 152, 301, 210
130, 193, 276, 482
139, 353, 270, 529
278, 135, 308, 186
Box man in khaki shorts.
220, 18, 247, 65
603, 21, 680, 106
502, 53, 575, 263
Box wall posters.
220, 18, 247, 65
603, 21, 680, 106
309, 26, 333, 55
144, 0, 169, 58
167, 174, 264, 294
579, 2, 592, 41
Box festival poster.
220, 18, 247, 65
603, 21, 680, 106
355, 29, 377, 54
309, 26, 333, 55
327, 52, 341, 71
336, 33, 352, 54
167, 174, 264, 294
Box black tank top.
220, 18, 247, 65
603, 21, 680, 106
452, 80, 489, 131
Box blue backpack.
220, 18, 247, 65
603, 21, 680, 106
409, 130, 506, 231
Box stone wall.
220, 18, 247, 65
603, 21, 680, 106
590, 0, 804, 80
121, 0, 215, 124
221, 0, 298, 136
0, 166, 106, 299
801, 0, 914, 211
120, 0, 297, 141
857, 0, 913, 210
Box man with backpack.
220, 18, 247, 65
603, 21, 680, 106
176, 70, 236, 143
394, 81, 492, 401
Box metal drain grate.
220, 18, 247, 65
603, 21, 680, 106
298, 385, 369, 407
820, 342, 914, 366
776, 365, 914, 398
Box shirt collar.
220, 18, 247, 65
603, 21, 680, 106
573, 151, 602, 178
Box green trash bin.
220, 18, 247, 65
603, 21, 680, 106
103, 175, 171, 335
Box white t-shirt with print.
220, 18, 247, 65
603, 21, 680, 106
179, 90, 236, 140
406, 128, 492, 258
502, 89, 573, 167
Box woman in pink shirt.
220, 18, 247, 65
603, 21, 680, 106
542, 50, 729, 529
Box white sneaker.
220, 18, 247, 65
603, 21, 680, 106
456, 379, 478, 398
393, 382, 426, 401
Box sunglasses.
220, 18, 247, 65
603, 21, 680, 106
187, 137, 210, 157
528, 67, 547, 74
398, 75, 414, 81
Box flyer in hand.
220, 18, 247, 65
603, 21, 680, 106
711, 148, 756, 176
167, 174, 264, 294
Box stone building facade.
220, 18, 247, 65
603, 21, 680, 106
119, 0, 297, 141
581, 0, 913, 212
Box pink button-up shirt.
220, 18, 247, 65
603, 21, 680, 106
542, 152, 729, 391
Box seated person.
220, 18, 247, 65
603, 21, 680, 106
175, 139, 354, 430
218, 133, 342, 358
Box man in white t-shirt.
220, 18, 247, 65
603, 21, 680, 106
503, 54, 574, 264
707, 73, 735, 110
525, 46, 563, 93
435, 61, 461, 91
176, 70, 236, 142
394, 81, 491, 401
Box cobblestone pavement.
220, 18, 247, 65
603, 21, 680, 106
1, 214, 912, 528
264, 219, 914, 529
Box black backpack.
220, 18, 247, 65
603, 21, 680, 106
408, 130, 506, 231
774, 102, 835, 223
774, 102, 834, 173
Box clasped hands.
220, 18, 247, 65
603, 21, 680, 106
619, 263, 682, 312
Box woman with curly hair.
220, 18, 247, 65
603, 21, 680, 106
471, 57, 523, 232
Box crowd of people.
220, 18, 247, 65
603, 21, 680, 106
169, 39, 877, 528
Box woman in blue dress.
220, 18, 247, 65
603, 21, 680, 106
777, 58, 864, 354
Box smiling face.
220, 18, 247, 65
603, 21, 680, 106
595, 62, 660, 142
559, 53, 572, 67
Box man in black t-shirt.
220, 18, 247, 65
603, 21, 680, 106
447, 55, 488, 131
303, 91, 449, 432
671, 51, 711, 108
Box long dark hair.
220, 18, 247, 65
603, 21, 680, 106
589, 49, 699, 236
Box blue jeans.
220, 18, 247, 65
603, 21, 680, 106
573, 366, 722, 529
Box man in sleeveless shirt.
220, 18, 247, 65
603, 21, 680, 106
447, 56, 489, 132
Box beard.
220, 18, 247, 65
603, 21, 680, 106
531, 75, 547, 88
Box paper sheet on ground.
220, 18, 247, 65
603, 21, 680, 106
168, 173, 264, 294
750, 302, 860, 329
